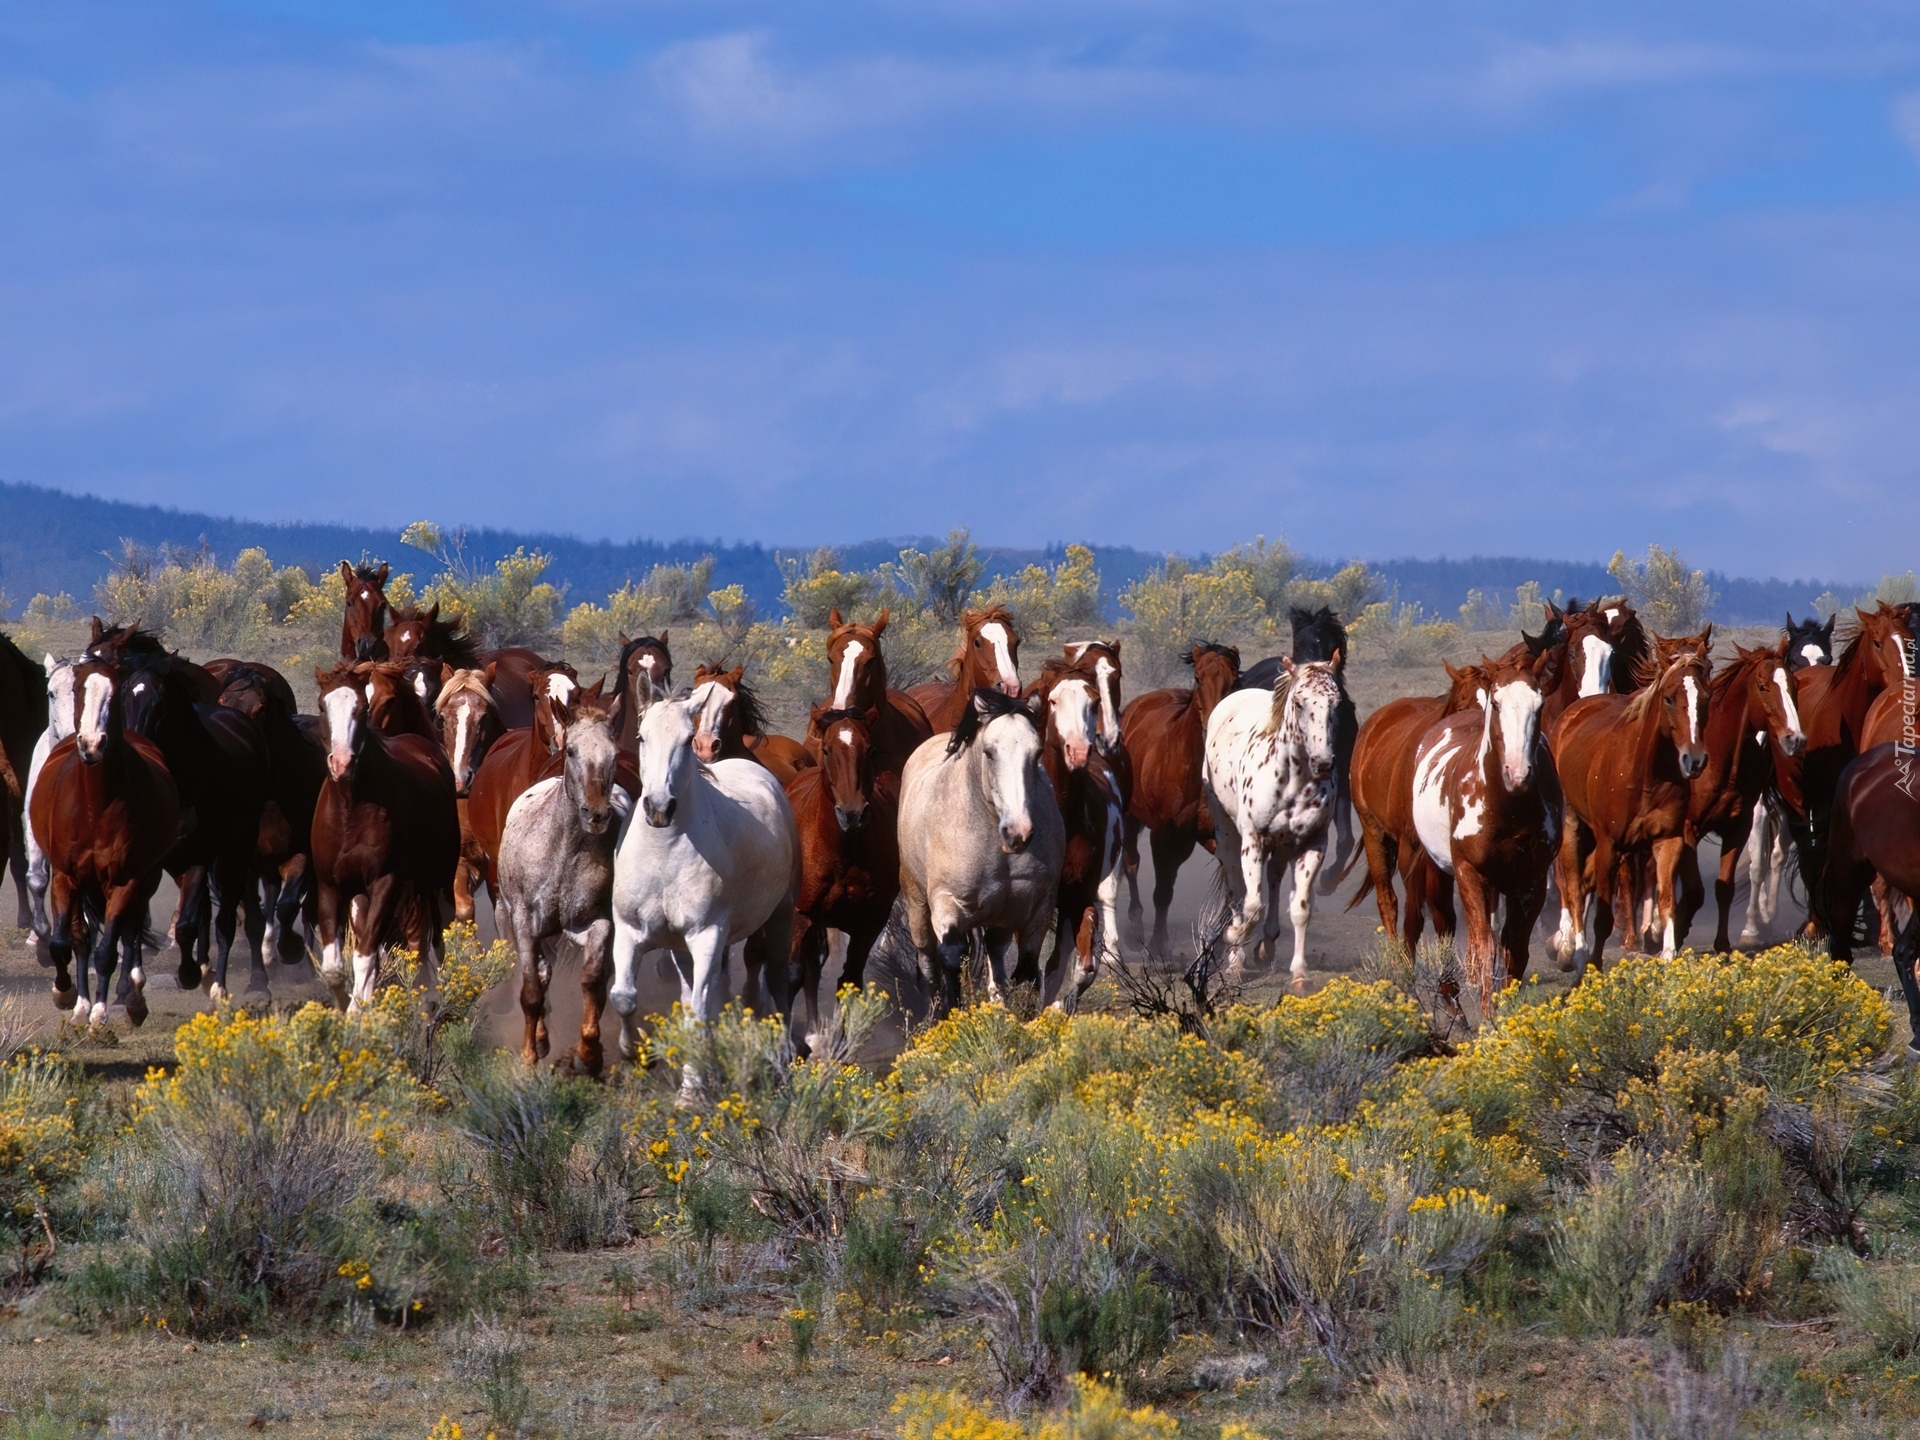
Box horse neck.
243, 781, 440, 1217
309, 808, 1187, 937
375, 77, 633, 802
1039, 733, 1074, 805
1822, 640, 1889, 736
1697, 664, 1756, 800
1623, 676, 1683, 802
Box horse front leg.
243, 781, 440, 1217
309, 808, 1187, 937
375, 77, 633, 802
315, 880, 348, 1010
47, 875, 79, 1015
1891, 907, 1920, 1063
1147, 825, 1197, 963
173, 867, 206, 991
1652, 838, 1685, 958
1287, 842, 1326, 990
570, 917, 613, 1077
1451, 858, 1497, 1019
1714, 823, 1748, 953
606, 916, 647, 1062
1552, 817, 1588, 972
348, 875, 399, 1014
1672, 844, 1705, 951
508, 900, 549, 1064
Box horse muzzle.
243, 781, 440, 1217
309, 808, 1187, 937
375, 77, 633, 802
691, 735, 721, 763
75, 736, 106, 766
1679, 749, 1707, 780
1779, 731, 1806, 758
999, 821, 1032, 854
644, 797, 677, 828
1064, 741, 1090, 770
327, 751, 354, 781
835, 805, 868, 833
580, 806, 612, 835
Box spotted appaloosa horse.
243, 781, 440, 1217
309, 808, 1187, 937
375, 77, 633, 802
609, 632, 673, 752
1120, 641, 1240, 961
1237, 608, 1358, 891
1825, 742, 1920, 1057
1410, 648, 1563, 1013
30, 653, 180, 1026
0, 631, 47, 928
1664, 640, 1806, 954
784, 703, 899, 1050
339, 562, 393, 661
689, 663, 815, 786
818, 610, 932, 777
1550, 629, 1713, 971
908, 606, 1023, 734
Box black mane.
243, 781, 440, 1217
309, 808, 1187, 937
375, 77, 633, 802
1183, 640, 1238, 669
1783, 610, 1837, 669
946, 687, 1039, 756
389, 606, 477, 668
610, 634, 672, 706
1288, 605, 1348, 664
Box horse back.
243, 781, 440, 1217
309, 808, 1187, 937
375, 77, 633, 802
468, 729, 561, 877
1119, 685, 1203, 828
1350, 695, 1445, 830
1834, 745, 1920, 897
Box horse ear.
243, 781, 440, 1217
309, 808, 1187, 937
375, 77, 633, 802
659, 628, 669, 647
873, 609, 889, 636
617, 631, 629, 649
809, 700, 828, 724
339, 560, 354, 584
88, 616, 105, 646
314, 668, 329, 688
483, 661, 499, 686
1023, 692, 1045, 723
425, 602, 439, 624
828, 608, 844, 629
375, 563, 390, 586
43, 654, 57, 676
728, 665, 744, 686
1697, 623, 1713, 652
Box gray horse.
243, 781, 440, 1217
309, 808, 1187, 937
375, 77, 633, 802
898, 688, 1064, 1018
495, 697, 632, 1076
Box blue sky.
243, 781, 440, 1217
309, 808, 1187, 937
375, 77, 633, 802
2, 2, 1917, 578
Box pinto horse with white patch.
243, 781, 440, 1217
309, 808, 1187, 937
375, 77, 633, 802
21, 652, 78, 943
1120, 641, 1240, 961
1410, 649, 1563, 1012
310, 663, 460, 1012
908, 606, 1023, 735
1028, 667, 1125, 1010
1549, 629, 1713, 970
1202, 656, 1344, 985
817, 610, 932, 778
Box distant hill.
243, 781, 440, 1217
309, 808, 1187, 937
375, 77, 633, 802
0, 481, 1855, 627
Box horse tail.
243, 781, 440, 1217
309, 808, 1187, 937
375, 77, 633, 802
1332, 830, 1374, 910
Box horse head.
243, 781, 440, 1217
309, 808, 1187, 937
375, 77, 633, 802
1857, 602, 1916, 684
70, 656, 120, 766
1273, 655, 1342, 781
43, 654, 78, 744
811, 702, 880, 832
1187, 641, 1241, 717
315, 663, 368, 781
557, 697, 620, 836
1784, 610, 1836, 671
1735, 639, 1806, 759
1643, 629, 1713, 780
826, 609, 890, 711
614, 631, 672, 719
1060, 639, 1123, 756
339, 561, 392, 662
954, 607, 1021, 698
1561, 604, 1617, 698
689, 664, 748, 762
1477, 652, 1548, 793
1044, 675, 1101, 771
434, 666, 502, 795
948, 688, 1045, 853
1288, 606, 1348, 666
637, 693, 700, 828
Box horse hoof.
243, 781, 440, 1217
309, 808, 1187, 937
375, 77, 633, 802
130, 965, 146, 990
177, 963, 202, 991
208, 983, 228, 1004
125, 992, 148, 1028
52, 985, 77, 1011
1289, 971, 1308, 994
89, 1002, 107, 1027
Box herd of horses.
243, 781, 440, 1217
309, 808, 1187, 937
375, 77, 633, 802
0, 558, 1915, 1076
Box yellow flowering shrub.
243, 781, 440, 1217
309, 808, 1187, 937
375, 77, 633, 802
894, 1377, 1208, 1438
0, 1054, 85, 1234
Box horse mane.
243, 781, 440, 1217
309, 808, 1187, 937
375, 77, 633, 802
1624, 647, 1709, 722
1259, 669, 1295, 737
609, 634, 670, 705
85, 622, 166, 660
813, 706, 872, 735
434, 667, 496, 716
1288, 606, 1348, 662
946, 606, 1017, 679
1184, 640, 1237, 669
726, 672, 768, 736
350, 563, 387, 585
945, 687, 1036, 756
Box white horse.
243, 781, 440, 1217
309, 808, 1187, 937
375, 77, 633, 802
23, 654, 77, 941
607, 694, 799, 1087
898, 689, 1064, 1017
1202, 657, 1344, 984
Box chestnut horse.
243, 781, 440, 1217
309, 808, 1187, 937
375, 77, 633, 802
384, 604, 558, 732
432, 666, 505, 922
784, 704, 900, 1050
1029, 666, 1125, 1009
339, 561, 394, 662
1825, 743, 1920, 1055
1410, 648, 1563, 1012
1772, 603, 1915, 931
817, 610, 933, 777
1550, 629, 1713, 970
311, 663, 460, 1011
1666, 640, 1806, 953
907, 606, 1022, 734
689, 663, 815, 786
1120, 641, 1240, 961
1, 631, 47, 928
30, 655, 180, 1026
609, 632, 673, 752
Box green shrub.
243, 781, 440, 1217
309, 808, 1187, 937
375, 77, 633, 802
1607, 544, 1716, 634
1816, 1248, 1920, 1359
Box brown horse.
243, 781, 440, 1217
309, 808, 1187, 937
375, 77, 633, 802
817, 610, 933, 777
1408, 648, 1563, 1011
1043, 640, 1131, 808
1028, 664, 1124, 1009
431, 666, 505, 922
689, 662, 815, 786
609, 631, 673, 751
1118, 640, 1240, 961
311, 663, 461, 1011
1665, 640, 1806, 953
783, 703, 900, 1051
1550, 629, 1713, 970
1825, 743, 1920, 1055
1773, 603, 1915, 931
338, 561, 393, 661
1, 631, 47, 928
215, 663, 327, 968
907, 606, 1022, 734
30, 655, 180, 1026
382, 604, 557, 732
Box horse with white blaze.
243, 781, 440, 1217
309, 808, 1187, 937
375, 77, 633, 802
1202, 656, 1344, 985
897, 689, 1064, 1017
607, 692, 800, 1089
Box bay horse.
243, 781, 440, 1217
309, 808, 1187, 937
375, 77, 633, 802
495, 696, 629, 1076
897, 689, 1063, 1018
1772, 603, 1915, 931
118, 644, 273, 1003
1, 631, 49, 929
338, 561, 393, 662
311, 662, 460, 1012
215, 663, 327, 969
607, 693, 800, 1090
1786, 611, 1839, 671
907, 606, 1022, 735
1666, 640, 1806, 953
383, 604, 558, 732
1203, 657, 1344, 984
689, 663, 815, 786
1029, 669, 1125, 1010
1549, 629, 1713, 970
609, 632, 673, 752
1569, 596, 1651, 695
1119, 641, 1240, 961
1824, 743, 1920, 1057
1237, 607, 1358, 889
817, 609, 932, 777
1738, 611, 1838, 945
30, 654, 180, 1026
784, 703, 900, 1050
1409, 648, 1563, 1013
